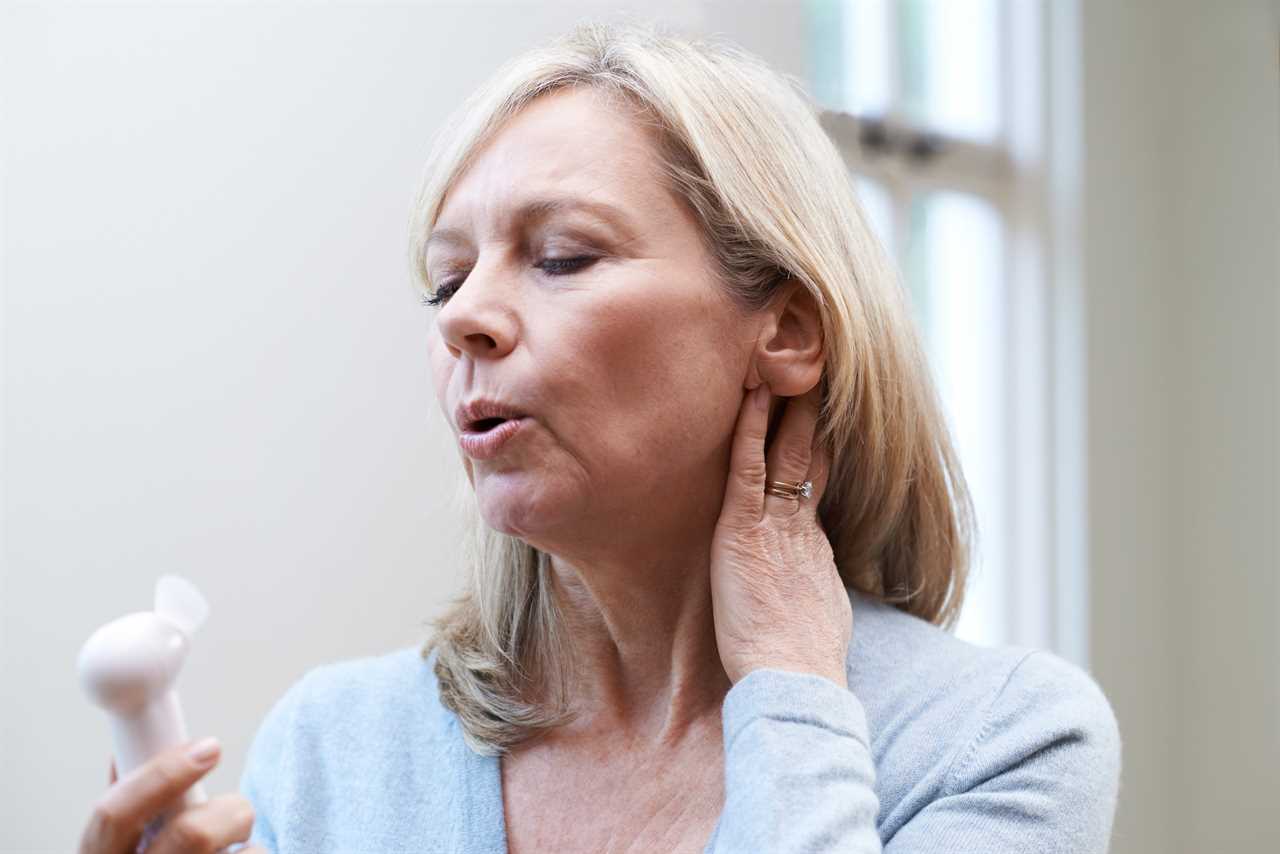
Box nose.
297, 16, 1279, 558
434, 259, 518, 362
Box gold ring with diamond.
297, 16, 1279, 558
764, 479, 812, 500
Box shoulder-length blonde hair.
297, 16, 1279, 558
409, 20, 975, 756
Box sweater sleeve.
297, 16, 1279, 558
883, 650, 1122, 854
710, 667, 883, 853
709, 652, 1122, 854
238, 671, 312, 853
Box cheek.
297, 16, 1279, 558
555, 293, 677, 405
555, 287, 742, 461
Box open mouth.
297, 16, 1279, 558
468, 416, 512, 433
455, 399, 529, 437
457, 415, 529, 459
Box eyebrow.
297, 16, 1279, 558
425, 196, 635, 251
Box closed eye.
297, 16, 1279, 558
422, 256, 599, 308
536, 256, 597, 276
423, 274, 466, 307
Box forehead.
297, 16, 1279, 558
433, 86, 669, 232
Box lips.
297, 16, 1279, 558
453, 398, 533, 459
454, 398, 527, 434
457, 416, 530, 460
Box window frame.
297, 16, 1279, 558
814, 0, 1087, 664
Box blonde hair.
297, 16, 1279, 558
408, 20, 975, 756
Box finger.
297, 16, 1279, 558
84, 739, 221, 854
763, 382, 822, 517
722, 383, 772, 526
146, 794, 256, 854
807, 432, 833, 512
109, 757, 117, 786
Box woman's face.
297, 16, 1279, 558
424, 86, 758, 552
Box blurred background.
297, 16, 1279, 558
1, 0, 1276, 851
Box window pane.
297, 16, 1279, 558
806, 0, 846, 108
805, 0, 889, 115
899, 0, 1002, 139
853, 174, 893, 256
908, 191, 1007, 646
842, 0, 890, 116
808, 0, 1002, 139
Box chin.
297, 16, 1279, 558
472, 471, 573, 541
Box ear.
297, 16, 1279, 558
747, 278, 825, 397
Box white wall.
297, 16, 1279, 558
1082, 1, 1280, 851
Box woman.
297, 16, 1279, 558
79, 21, 1120, 854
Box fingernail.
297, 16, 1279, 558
188, 737, 220, 765
756, 384, 771, 410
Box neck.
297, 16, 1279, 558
541, 527, 732, 749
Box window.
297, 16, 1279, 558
807, 0, 1086, 662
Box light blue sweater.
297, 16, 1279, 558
238, 589, 1121, 852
